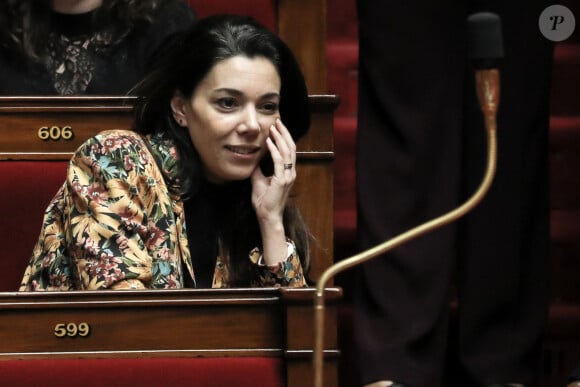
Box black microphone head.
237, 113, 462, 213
467, 12, 504, 69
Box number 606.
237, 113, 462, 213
38, 126, 74, 141
54, 322, 90, 338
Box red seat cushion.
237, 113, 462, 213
0, 357, 285, 387
189, 0, 277, 32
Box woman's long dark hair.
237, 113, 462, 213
0, 0, 174, 61
131, 15, 312, 285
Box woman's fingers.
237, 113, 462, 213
275, 118, 296, 161
268, 119, 296, 179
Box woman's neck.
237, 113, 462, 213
51, 0, 103, 14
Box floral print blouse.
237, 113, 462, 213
19, 130, 306, 291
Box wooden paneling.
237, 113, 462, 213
278, 0, 327, 93
0, 96, 134, 159
0, 288, 341, 387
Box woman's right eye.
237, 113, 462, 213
217, 97, 238, 110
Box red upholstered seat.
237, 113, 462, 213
0, 161, 69, 292
0, 357, 285, 387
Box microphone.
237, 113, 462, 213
467, 12, 503, 128
312, 12, 504, 387
467, 12, 504, 69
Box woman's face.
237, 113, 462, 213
171, 55, 281, 184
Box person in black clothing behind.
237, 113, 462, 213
354, 0, 553, 386
0, 0, 196, 95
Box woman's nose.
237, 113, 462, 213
237, 107, 261, 134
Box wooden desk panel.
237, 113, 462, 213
0, 96, 134, 159
0, 288, 341, 387
0, 96, 335, 157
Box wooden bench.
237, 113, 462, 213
0, 95, 337, 387
0, 1, 340, 386
0, 288, 341, 387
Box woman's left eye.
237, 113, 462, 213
260, 102, 279, 113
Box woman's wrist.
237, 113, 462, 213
256, 241, 294, 266
257, 213, 284, 229
259, 219, 288, 266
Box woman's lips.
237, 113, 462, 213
225, 145, 260, 155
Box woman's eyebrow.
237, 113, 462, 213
261, 92, 281, 100
213, 88, 242, 96
213, 88, 280, 99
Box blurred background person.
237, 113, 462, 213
354, 0, 553, 386
0, 0, 195, 95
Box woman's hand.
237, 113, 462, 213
251, 118, 296, 222
251, 118, 296, 265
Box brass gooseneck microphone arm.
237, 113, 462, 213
313, 69, 499, 387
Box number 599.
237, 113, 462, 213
54, 322, 90, 338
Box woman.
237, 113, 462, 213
19, 14, 311, 291
0, 0, 195, 94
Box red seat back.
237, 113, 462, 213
0, 161, 68, 291
188, 0, 277, 32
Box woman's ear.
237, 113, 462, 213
170, 95, 188, 127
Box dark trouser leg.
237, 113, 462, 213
354, 0, 466, 385
457, 1, 553, 385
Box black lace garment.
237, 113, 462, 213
0, 1, 195, 95
46, 11, 118, 95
